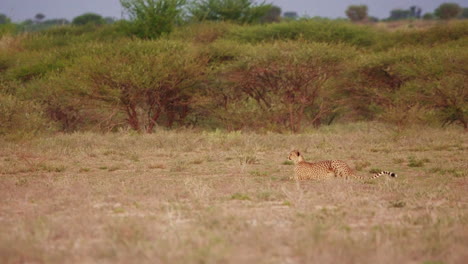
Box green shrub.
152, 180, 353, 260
435, 3, 462, 20
0, 14, 11, 25
230, 192, 250, 200
189, 0, 272, 24
384, 21, 468, 48
343, 45, 468, 129
34, 40, 209, 132
218, 41, 356, 132
0, 23, 18, 37
1, 20, 466, 134
0, 52, 13, 73
16, 73, 90, 132
120, 0, 187, 39
345, 5, 368, 22
6, 50, 69, 82
228, 20, 379, 47
0, 93, 55, 139
10, 59, 65, 82
20, 25, 129, 51
72, 13, 104, 25
170, 21, 235, 43
202, 39, 247, 63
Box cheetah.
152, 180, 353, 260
287, 150, 397, 180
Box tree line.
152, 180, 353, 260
1, 1, 468, 36
346, 2, 468, 22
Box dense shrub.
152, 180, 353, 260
435, 3, 462, 20
169, 21, 235, 43
228, 20, 379, 47
218, 42, 356, 132
30, 40, 209, 132
72, 13, 105, 25
0, 52, 13, 74
384, 20, 468, 48
201, 39, 246, 63
19, 25, 129, 51
189, 0, 272, 24
0, 93, 55, 139
343, 46, 468, 129
8, 57, 65, 82
345, 5, 368, 22
1, 20, 467, 134
3, 48, 77, 82
425, 48, 468, 129
120, 0, 186, 39
15, 71, 90, 132
0, 23, 18, 37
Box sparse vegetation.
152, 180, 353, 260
0, 124, 466, 263
408, 156, 430, 167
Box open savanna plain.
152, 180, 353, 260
1, 124, 467, 264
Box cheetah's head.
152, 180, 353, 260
288, 150, 303, 163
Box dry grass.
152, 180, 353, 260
0, 123, 467, 264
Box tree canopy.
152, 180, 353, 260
435, 3, 462, 20
72, 13, 105, 25
120, 0, 186, 39
345, 5, 368, 22
189, 0, 272, 24
0, 14, 11, 25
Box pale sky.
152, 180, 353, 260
1, 0, 468, 22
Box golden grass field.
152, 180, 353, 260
0, 123, 467, 264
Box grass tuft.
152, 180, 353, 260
230, 193, 251, 201
408, 156, 429, 167
389, 200, 406, 208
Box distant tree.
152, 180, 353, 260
345, 5, 368, 22
409, 6, 422, 18
35, 13, 45, 22
368, 16, 379, 23
459, 7, 468, 18
261, 5, 281, 23
283, 11, 298, 20
189, 0, 272, 24
422, 13, 435, 20
104, 17, 117, 24
120, 0, 186, 39
435, 3, 462, 20
42, 19, 69, 26
0, 13, 11, 24
388, 9, 411, 20
22, 19, 34, 25
72, 13, 104, 25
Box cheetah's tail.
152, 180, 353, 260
370, 171, 397, 179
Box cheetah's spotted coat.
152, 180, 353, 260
288, 150, 397, 180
